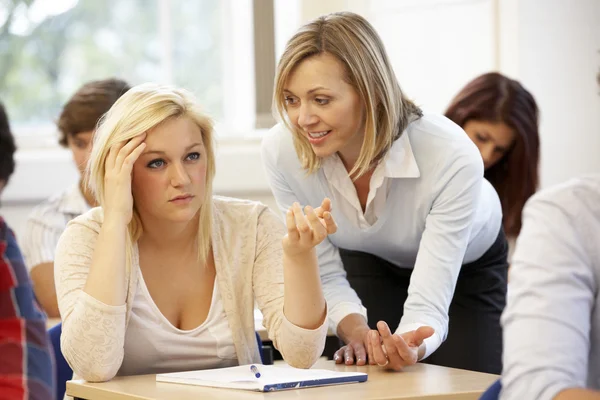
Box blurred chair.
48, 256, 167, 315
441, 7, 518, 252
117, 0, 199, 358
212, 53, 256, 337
480, 378, 502, 400
47, 323, 72, 400
256, 331, 273, 365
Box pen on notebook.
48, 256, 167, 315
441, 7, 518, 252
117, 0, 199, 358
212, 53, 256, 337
250, 364, 261, 378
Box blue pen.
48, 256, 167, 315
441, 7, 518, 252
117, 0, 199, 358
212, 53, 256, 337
250, 364, 261, 378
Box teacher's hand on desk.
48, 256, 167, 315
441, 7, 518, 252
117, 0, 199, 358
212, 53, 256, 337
334, 320, 434, 372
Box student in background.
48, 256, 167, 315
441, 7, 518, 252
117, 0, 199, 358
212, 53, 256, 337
22, 78, 131, 317
262, 11, 507, 374
445, 72, 540, 247
54, 83, 331, 382
501, 175, 600, 399
0, 101, 55, 399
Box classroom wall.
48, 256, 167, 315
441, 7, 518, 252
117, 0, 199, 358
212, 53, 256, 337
2, 0, 599, 242
509, 0, 600, 188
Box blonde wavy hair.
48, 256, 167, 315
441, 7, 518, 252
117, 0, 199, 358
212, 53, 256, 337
86, 82, 216, 269
273, 11, 422, 179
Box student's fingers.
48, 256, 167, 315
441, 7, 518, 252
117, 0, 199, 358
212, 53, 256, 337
292, 203, 310, 239
106, 141, 126, 170
123, 142, 147, 171
305, 205, 327, 241
369, 330, 388, 367
313, 206, 325, 219
377, 321, 404, 370
115, 133, 146, 169
314, 197, 332, 218
350, 341, 367, 366
321, 197, 332, 212
285, 208, 300, 242
323, 211, 338, 234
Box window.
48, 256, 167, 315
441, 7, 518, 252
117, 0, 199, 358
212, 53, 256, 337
0, 0, 257, 147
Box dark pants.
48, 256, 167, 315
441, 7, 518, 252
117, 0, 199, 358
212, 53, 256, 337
339, 228, 508, 374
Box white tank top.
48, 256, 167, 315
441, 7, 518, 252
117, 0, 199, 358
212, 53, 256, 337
118, 272, 238, 376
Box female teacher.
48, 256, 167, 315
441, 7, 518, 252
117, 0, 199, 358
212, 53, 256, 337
261, 11, 507, 374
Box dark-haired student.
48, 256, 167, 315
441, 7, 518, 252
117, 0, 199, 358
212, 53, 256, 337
445, 72, 540, 254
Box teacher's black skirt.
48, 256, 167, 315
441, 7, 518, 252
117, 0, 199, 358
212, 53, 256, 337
339, 228, 508, 374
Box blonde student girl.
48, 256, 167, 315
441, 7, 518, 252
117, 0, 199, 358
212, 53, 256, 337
54, 83, 333, 382
261, 12, 507, 374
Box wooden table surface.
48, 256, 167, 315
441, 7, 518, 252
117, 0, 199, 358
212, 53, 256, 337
67, 359, 498, 400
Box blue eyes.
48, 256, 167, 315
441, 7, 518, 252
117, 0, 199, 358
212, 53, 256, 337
146, 152, 201, 169
147, 159, 165, 169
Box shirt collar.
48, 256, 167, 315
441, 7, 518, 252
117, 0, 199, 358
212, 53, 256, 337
381, 129, 420, 179
321, 117, 421, 179
58, 183, 91, 215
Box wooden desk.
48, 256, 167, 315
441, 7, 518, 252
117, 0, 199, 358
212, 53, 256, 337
67, 359, 498, 400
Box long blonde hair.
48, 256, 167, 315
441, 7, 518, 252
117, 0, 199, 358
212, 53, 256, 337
86, 82, 216, 269
273, 11, 422, 179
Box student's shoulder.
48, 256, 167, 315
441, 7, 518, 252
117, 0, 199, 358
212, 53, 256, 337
213, 196, 271, 218
212, 196, 281, 233
526, 174, 600, 219
64, 207, 105, 235
27, 186, 78, 227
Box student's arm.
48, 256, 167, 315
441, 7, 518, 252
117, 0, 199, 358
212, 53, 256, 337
55, 135, 146, 382
501, 193, 596, 400
260, 128, 367, 333
54, 218, 128, 382
21, 217, 63, 317
29, 262, 59, 317
253, 207, 329, 368
281, 202, 330, 329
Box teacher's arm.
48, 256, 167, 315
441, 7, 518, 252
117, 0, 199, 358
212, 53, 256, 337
398, 148, 485, 360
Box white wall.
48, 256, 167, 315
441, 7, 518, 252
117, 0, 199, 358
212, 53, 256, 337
368, 0, 498, 112
4, 0, 599, 240
508, 0, 600, 187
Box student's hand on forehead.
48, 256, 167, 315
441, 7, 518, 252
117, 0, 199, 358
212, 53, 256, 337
103, 132, 147, 224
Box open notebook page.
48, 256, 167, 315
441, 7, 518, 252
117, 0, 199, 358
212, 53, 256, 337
157, 364, 368, 391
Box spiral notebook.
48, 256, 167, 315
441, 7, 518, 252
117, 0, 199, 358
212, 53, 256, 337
156, 364, 368, 392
